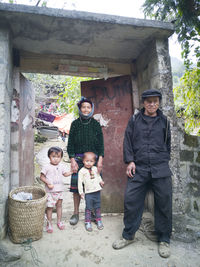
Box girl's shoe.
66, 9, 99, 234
97, 220, 104, 230
46, 223, 53, 233
57, 221, 65, 230
85, 222, 92, 232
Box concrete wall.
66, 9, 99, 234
135, 38, 179, 178
0, 27, 13, 239
135, 38, 182, 227
135, 38, 200, 241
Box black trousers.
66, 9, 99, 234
122, 172, 172, 243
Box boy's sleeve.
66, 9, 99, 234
94, 167, 103, 183
97, 173, 103, 183
78, 170, 84, 195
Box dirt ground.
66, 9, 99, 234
3, 213, 200, 267
3, 138, 200, 267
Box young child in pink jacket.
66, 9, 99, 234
40, 146, 72, 233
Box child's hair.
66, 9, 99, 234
48, 146, 63, 158
83, 152, 96, 161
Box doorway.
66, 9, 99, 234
28, 73, 93, 216
17, 72, 134, 214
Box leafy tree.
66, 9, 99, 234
173, 68, 200, 134
143, 0, 200, 135
57, 76, 93, 117
143, 0, 200, 70
25, 73, 92, 117
24, 73, 66, 96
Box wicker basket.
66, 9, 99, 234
8, 186, 47, 244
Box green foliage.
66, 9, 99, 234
34, 133, 47, 143
143, 1, 200, 134
173, 68, 200, 134
143, 0, 200, 70
57, 76, 93, 117
24, 73, 93, 117
24, 73, 65, 96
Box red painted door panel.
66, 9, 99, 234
81, 75, 133, 212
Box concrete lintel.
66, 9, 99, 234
20, 52, 131, 77
0, 3, 174, 62
0, 3, 174, 31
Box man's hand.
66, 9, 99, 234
71, 158, 79, 173
126, 162, 136, 178
80, 193, 85, 199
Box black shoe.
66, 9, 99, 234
69, 214, 79, 225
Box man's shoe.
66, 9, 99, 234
112, 237, 134, 249
158, 242, 170, 258
69, 214, 79, 225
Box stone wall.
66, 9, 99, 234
179, 131, 200, 219
0, 27, 13, 239
172, 120, 200, 241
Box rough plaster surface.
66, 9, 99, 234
135, 39, 200, 241
0, 3, 174, 61
0, 28, 12, 239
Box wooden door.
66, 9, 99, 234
81, 75, 133, 212
19, 74, 35, 186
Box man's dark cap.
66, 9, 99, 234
141, 89, 162, 100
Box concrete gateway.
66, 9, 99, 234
0, 3, 199, 244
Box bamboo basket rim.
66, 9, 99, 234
8, 185, 47, 244
9, 185, 47, 203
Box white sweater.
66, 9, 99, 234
78, 166, 103, 195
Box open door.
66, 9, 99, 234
19, 74, 35, 186
81, 75, 133, 212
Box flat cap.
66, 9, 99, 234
141, 89, 162, 100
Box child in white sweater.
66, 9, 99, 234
78, 152, 104, 232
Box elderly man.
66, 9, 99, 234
112, 89, 172, 258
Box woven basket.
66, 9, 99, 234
8, 186, 47, 244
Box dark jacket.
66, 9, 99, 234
67, 118, 104, 158
123, 108, 172, 178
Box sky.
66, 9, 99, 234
2, 0, 183, 60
